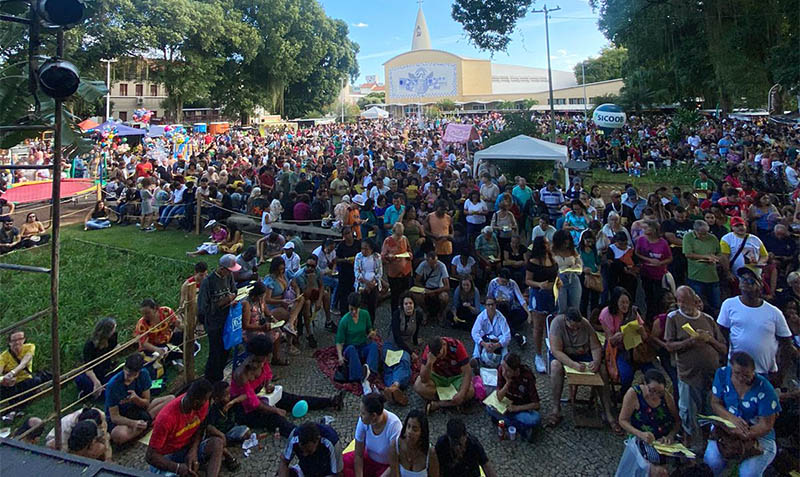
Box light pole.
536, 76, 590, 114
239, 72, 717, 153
100, 58, 117, 120
582, 60, 588, 121
532, 4, 560, 142
341, 77, 345, 123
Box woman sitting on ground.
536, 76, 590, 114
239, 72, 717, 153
451, 277, 482, 329
230, 335, 343, 437
242, 281, 289, 366
343, 392, 403, 477
262, 257, 304, 355
187, 222, 228, 256
19, 212, 49, 247
389, 409, 440, 477
84, 201, 115, 230
75, 317, 118, 400
219, 223, 244, 255
616, 369, 680, 477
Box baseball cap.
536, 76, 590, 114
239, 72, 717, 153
219, 254, 241, 272
283, 242, 295, 250
736, 266, 761, 281
730, 216, 746, 227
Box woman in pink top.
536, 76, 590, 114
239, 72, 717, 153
634, 220, 672, 320
599, 287, 655, 397
229, 335, 343, 436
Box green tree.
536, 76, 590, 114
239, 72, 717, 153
357, 91, 385, 109
574, 46, 627, 84
451, 0, 533, 51
436, 99, 456, 111
213, 0, 358, 121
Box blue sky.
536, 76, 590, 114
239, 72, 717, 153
318, 0, 611, 85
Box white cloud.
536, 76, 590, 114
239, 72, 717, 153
352, 22, 368, 28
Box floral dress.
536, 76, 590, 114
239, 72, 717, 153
630, 385, 674, 440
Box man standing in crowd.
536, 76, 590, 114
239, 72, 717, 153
664, 286, 727, 450
682, 219, 722, 313
717, 267, 792, 376
199, 254, 240, 382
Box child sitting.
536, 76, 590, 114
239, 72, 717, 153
205, 381, 248, 471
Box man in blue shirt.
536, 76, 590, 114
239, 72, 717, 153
105, 353, 173, 446
717, 134, 732, 157
512, 177, 534, 212
383, 194, 405, 234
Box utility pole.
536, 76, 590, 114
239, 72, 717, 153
582, 60, 588, 122
100, 58, 117, 120
532, 4, 560, 142
340, 77, 345, 123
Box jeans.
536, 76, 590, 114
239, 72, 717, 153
486, 406, 541, 437
617, 352, 655, 395
343, 342, 379, 381
382, 343, 411, 389
158, 204, 186, 227
687, 279, 721, 315
205, 327, 229, 383
557, 272, 582, 314
322, 274, 339, 310
704, 436, 776, 477
387, 276, 410, 310
149, 439, 211, 475
86, 219, 111, 230
677, 379, 711, 437
641, 276, 665, 319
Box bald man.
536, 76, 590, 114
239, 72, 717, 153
663, 286, 727, 449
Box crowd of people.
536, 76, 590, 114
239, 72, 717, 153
1, 110, 799, 476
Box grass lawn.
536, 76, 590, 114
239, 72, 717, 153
0, 223, 248, 422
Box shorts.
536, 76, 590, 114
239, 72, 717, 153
107, 405, 151, 432
530, 288, 555, 313
431, 372, 463, 391
149, 439, 212, 475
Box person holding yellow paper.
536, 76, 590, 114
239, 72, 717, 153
474, 226, 501, 278
548, 309, 620, 432
664, 286, 727, 450
600, 287, 656, 396
616, 369, 680, 477
412, 250, 451, 324
415, 336, 474, 415
382, 295, 423, 406
486, 353, 540, 442
382, 222, 413, 310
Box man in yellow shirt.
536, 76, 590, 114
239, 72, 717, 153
0, 330, 39, 401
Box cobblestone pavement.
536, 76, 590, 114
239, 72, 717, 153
115, 301, 624, 476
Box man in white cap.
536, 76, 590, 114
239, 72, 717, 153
198, 254, 240, 382
281, 242, 300, 278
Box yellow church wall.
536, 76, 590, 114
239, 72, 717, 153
459, 59, 492, 96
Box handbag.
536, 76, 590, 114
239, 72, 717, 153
584, 272, 603, 292
710, 425, 763, 460
223, 302, 243, 350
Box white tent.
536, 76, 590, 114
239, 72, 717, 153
360, 106, 389, 119
473, 134, 570, 188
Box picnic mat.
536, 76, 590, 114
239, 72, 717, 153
313, 344, 421, 396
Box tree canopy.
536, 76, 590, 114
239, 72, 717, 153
2, 0, 359, 127
574, 46, 627, 84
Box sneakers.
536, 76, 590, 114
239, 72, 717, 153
534, 354, 547, 374
361, 365, 372, 394
283, 324, 298, 336
324, 321, 338, 333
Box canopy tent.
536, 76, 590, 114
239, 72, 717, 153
88, 120, 147, 136
472, 134, 570, 188
360, 106, 389, 119
77, 118, 99, 131
147, 125, 166, 137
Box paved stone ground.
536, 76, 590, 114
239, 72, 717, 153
115, 301, 624, 476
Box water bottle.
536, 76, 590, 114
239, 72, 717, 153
497, 420, 505, 440
273, 427, 281, 447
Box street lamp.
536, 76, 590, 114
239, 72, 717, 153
582, 61, 588, 121
101, 58, 117, 120
38, 59, 80, 99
